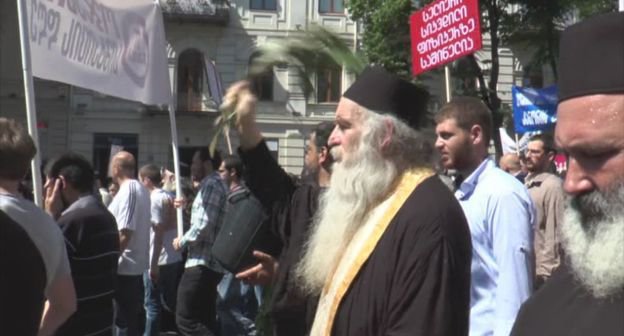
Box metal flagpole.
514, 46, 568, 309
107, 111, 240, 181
168, 99, 185, 238
444, 65, 452, 102
16, 0, 43, 207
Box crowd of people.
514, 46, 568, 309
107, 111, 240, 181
1, 11, 623, 336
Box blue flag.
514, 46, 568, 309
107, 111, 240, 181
512, 85, 558, 133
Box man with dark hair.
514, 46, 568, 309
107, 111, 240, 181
221, 154, 244, 176
435, 97, 535, 336
139, 164, 182, 336
228, 66, 472, 335
44, 152, 120, 336
108, 151, 151, 336
0, 118, 76, 336
215, 154, 263, 335
234, 121, 335, 335
173, 148, 228, 336
304, 122, 335, 183
511, 12, 624, 336
191, 148, 222, 192
524, 133, 565, 289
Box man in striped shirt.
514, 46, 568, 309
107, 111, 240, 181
45, 152, 120, 336
173, 148, 228, 336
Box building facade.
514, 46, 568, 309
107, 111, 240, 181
0, 0, 553, 179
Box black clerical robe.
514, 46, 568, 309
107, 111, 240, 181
240, 141, 321, 335
312, 172, 472, 336
511, 262, 624, 336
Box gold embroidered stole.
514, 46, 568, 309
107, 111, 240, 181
311, 168, 434, 336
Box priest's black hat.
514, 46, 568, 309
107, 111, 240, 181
342, 66, 429, 129
558, 12, 624, 103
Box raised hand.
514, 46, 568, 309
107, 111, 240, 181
44, 178, 63, 220
221, 81, 263, 150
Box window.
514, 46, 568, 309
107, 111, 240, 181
250, 0, 277, 11
319, 0, 344, 14
92, 133, 138, 180
249, 53, 274, 101
317, 63, 342, 103
177, 49, 205, 111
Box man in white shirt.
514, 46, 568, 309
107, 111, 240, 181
108, 151, 151, 336
139, 164, 183, 336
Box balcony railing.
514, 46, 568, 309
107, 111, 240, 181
160, 0, 230, 24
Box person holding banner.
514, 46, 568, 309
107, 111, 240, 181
173, 149, 228, 336
139, 164, 182, 336
511, 12, 624, 336
434, 97, 535, 336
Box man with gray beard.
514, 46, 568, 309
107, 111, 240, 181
227, 66, 473, 335
511, 12, 624, 336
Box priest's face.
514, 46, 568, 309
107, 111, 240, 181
556, 93, 624, 297
328, 98, 365, 164
556, 94, 624, 197
296, 110, 399, 295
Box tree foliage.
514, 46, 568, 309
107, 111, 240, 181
346, 0, 414, 79
211, 26, 367, 155
572, 0, 617, 19
503, 0, 576, 82
345, 0, 616, 157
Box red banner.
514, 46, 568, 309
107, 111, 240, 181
410, 0, 482, 76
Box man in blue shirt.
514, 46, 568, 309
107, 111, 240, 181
435, 97, 535, 336
173, 148, 228, 336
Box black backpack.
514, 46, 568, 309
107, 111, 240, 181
212, 187, 271, 273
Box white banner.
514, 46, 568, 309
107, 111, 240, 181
499, 128, 532, 155
25, 0, 171, 105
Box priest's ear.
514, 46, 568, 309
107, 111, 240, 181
380, 118, 395, 151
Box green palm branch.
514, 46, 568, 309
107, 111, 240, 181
210, 25, 366, 156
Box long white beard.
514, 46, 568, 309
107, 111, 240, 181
295, 139, 398, 296
560, 184, 624, 298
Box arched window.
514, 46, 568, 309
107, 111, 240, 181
177, 49, 205, 111
249, 52, 274, 101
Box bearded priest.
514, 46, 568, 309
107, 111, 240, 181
224, 66, 472, 336
511, 12, 624, 336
